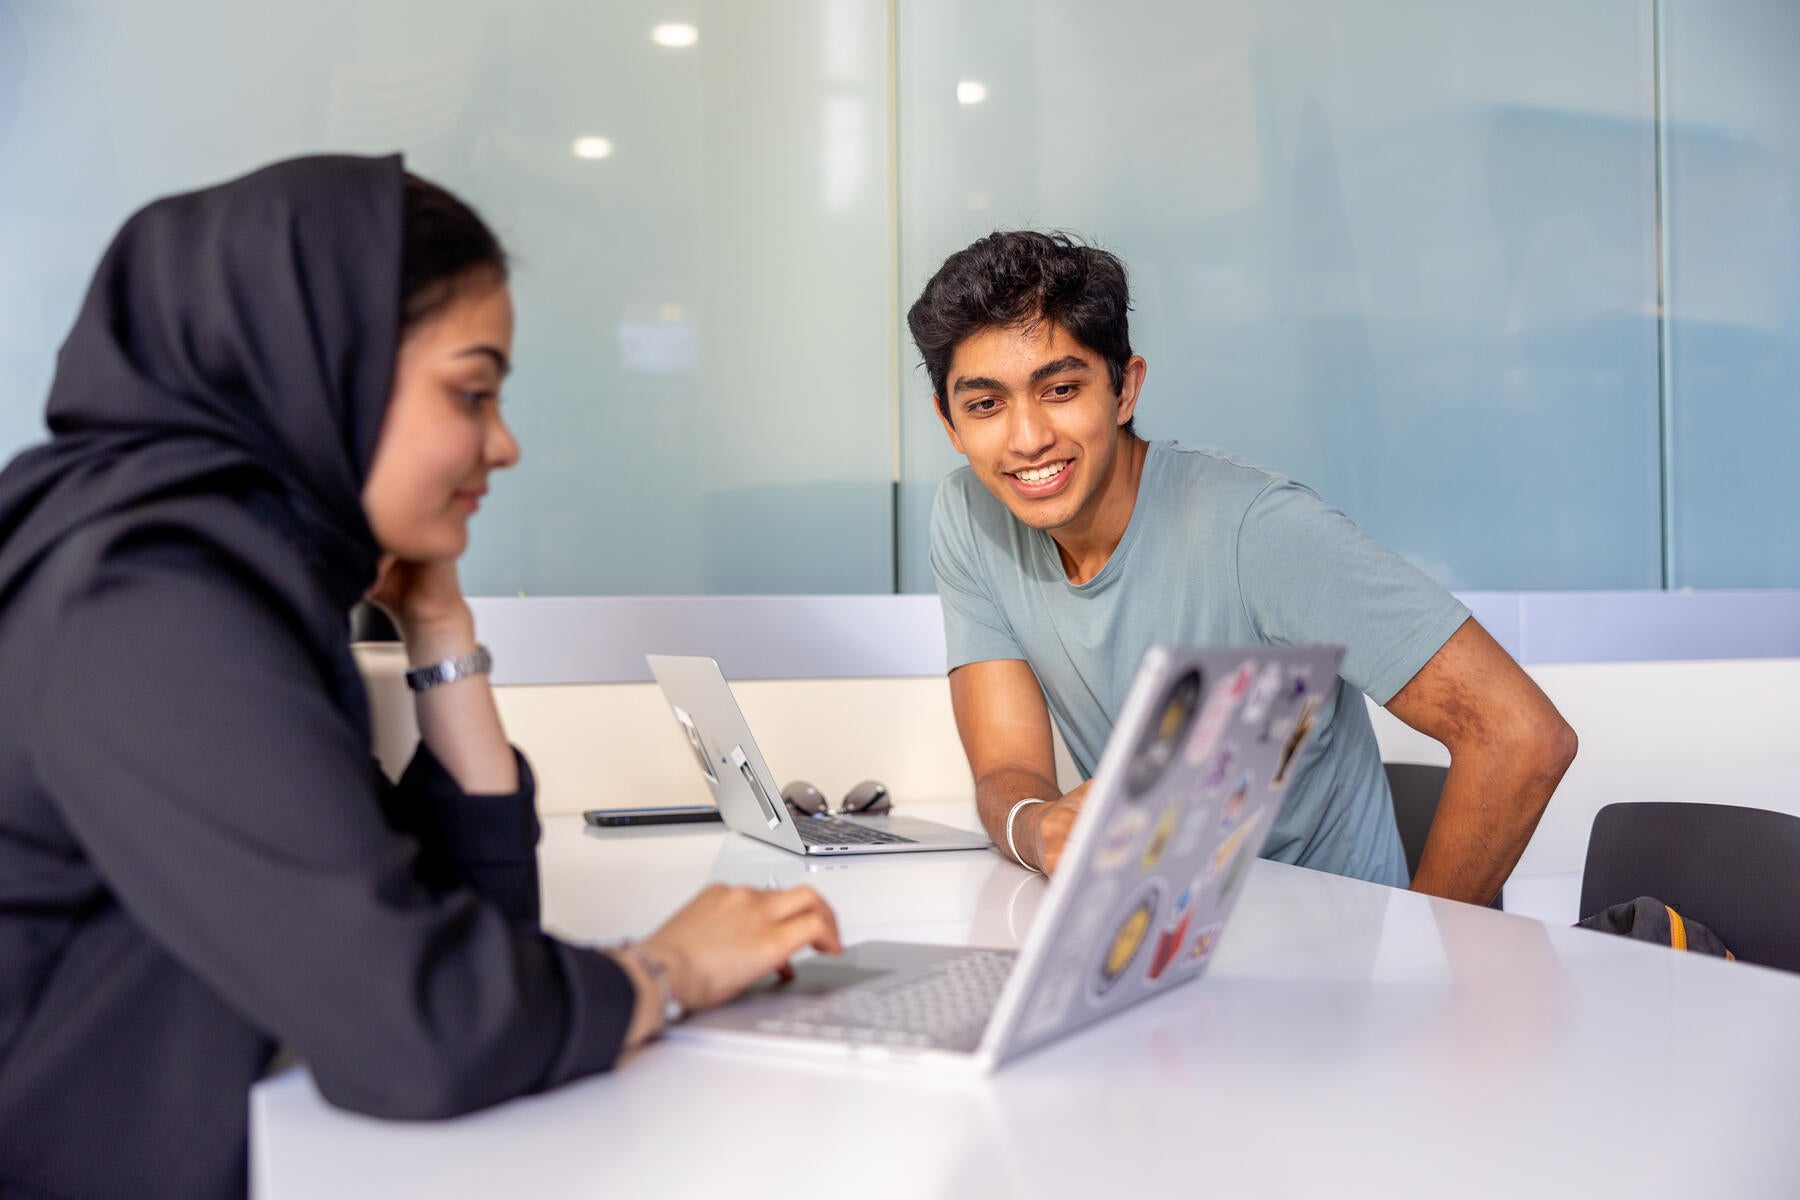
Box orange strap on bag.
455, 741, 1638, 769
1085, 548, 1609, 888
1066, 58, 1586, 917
1663, 905, 1734, 960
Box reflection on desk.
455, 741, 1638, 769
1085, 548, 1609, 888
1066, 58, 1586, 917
253, 810, 1800, 1200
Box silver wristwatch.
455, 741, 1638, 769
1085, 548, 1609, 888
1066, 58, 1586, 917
403, 644, 492, 692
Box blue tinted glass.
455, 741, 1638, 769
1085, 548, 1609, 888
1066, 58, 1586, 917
0, 0, 896, 596
896, 0, 1663, 593
1662, 0, 1800, 587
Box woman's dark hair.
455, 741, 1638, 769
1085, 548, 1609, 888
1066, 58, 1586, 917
400, 172, 508, 331
907, 230, 1135, 436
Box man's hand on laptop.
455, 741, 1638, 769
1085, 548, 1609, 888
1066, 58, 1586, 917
1024, 780, 1093, 874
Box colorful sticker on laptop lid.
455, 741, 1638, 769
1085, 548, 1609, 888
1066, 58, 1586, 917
1270, 695, 1322, 788
1211, 807, 1264, 878
1171, 793, 1216, 858
1213, 810, 1268, 903
1219, 774, 1252, 831
1197, 746, 1237, 794
1125, 669, 1208, 799
1146, 877, 1201, 982
1139, 799, 1182, 872
1090, 879, 1163, 1002
1239, 661, 1286, 726
1182, 662, 1255, 766
1095, 809, 1148, 872
1258, 673, 1311, 744
1187, 920, 1225, 962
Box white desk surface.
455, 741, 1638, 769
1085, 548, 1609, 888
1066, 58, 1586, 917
252, 807, 1800, 1200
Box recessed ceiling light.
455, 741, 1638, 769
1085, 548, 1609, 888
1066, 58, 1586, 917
652, 23, 699, 48
572, 136, 615, 159
956, 81, 988, 105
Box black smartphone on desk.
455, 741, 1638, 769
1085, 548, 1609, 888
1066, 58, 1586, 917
584, 805, 724, 828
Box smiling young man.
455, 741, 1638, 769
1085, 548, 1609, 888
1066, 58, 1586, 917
910, 232, 1577, 903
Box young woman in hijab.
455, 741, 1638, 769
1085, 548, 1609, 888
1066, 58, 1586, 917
0, 155, 841, 1200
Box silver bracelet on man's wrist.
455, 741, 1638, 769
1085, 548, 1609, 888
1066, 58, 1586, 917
1005, 797, 1048, 872
403, 643, 492, 692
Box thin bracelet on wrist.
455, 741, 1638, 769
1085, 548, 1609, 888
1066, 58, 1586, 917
617, 940, 685, 1029
1005, 797, 1048, 872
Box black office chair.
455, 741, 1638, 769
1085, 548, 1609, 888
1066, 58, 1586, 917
349, 599, 401, 642
1382, 762, 1503, 910
1579, 802, 1800, 974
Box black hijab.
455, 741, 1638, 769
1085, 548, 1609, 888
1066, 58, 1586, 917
0, 154, 405, 615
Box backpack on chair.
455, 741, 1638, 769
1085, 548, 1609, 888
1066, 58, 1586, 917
1576, 895, 1735, 960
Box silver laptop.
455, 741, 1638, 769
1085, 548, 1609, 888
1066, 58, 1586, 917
646, 654, 992, 855
671, 643, 1345, 1071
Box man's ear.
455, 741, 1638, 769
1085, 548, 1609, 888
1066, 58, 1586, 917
936, 398, 967, 456
1114, 355, 1148, 428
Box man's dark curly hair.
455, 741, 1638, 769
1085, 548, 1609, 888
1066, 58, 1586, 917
907, 230, 1135, 436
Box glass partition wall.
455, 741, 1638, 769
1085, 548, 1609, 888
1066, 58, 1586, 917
1, 0, 1793, 595
0, 0, 897, 595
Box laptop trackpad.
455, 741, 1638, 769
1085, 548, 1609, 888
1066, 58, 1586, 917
748, 960, 891, 997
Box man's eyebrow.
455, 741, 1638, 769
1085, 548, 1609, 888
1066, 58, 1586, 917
457, 345, 511, 376
951, 374, 1007, 395
950, 356, 1095, 396
1029, 355, 1092, 386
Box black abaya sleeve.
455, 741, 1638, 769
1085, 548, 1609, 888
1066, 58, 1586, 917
28, 532, 638, 1120
387, 743, 545, 925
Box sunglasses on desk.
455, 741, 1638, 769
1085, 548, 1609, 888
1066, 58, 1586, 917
779, 779, 893, 818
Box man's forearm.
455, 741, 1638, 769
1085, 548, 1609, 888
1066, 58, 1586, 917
974, 766, 1062, 864
1409, 737, 1574, 905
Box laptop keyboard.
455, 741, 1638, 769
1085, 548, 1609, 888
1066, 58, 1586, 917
794, 815, 916, 847
754, 949, 1016, 1049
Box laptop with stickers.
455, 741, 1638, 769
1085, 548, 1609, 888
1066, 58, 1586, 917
671, 642, 1345, 1070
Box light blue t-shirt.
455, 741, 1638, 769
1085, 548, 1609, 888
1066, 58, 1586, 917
929, 440, 1470, 887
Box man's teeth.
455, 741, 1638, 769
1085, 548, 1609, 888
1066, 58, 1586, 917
1015, 461, 1067, 484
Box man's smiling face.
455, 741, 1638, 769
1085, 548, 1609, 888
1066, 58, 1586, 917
937, 319, 1145, 535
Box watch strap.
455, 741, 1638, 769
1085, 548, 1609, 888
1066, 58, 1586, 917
404, 643, 492, 692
